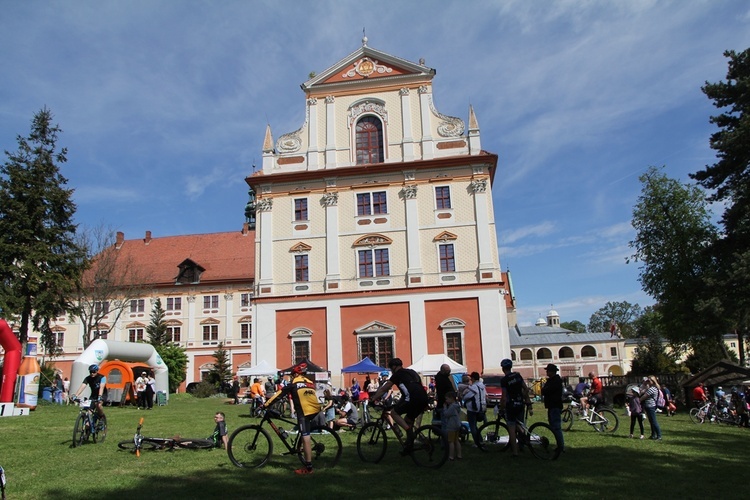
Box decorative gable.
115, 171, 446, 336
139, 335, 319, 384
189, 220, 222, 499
433, 231, 458, 242
290, 242, 312, 253
176, 258, 205, 285
354, 320, 397, 335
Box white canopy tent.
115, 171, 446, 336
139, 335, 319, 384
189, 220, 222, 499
407, 354, 467, 376
236, 360, 280, 377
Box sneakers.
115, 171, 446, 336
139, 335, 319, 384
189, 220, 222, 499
294, 467, 313, 475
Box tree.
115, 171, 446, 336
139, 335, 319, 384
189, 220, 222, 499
683, 336, 738, 374
588, 301, 643, 338
628, 167, 722, 342
68, 225, 147, 347
206, 343, 231, 388
629, 307, 681, 374
560, 320, 587, 333
0, 108, 86, 345
155, 344, 188, 393
147, 298, 168, 346
690, 48, 750, 365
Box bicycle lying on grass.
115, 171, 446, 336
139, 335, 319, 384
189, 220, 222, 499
227, 406, 342, 469
561, 398, 619, 433
477, 405, 561, 460
71, 397, 107, 447
118, 418, 215, 456
356, 400, 448, 468
689, 401, 740, 425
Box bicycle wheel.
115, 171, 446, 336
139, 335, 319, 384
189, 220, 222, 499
72, 414, 88, 447
477, 420, 510, 452
176, 438, 215, 450
410, 424, 448, 469
297, 426, 342, 469
93, 416, 107, 444
227, 425, 273, 468
118, 440, 159, 452
561, 408, 574, 431
593, 409, 619, 433
689, 407, 705, 424
527, 422, 561, 460
356, 423, 388, 463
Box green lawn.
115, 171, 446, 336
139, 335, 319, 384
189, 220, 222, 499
0, 396, 745, 499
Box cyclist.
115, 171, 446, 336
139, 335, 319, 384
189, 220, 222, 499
499, 358, 532, 457
580, 371, 603, 415
371, 358, 429, 455
692, 382, 708, 408
72, 364, 107, 423
263, 362, 321, 475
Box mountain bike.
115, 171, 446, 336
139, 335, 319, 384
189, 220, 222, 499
478, 405, 561, 460
561, 398, 619, 433
356, 400, 448, 468
689, 401, 740, 425
227, 406, 342, 469
71, 397, 107, 447
117, 418, 215, 456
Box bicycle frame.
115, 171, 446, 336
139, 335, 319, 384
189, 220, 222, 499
258, 408, 305, 455
118, 418, 214, 455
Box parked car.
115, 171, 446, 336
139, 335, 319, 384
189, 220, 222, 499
483, 374, 503, 407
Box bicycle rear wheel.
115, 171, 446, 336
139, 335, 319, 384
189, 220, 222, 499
356, 423, 388, 463
93, 416, 107, 444
561, 408, 574, 431
297, 426, 342, 469
227, 425, 273, 468
410, 424, 448, 469
477, 420, 510, 452
593, 409, 619, 433
176, 438, 215, 450
527, 422, 561, 460
72, 414, 88, 447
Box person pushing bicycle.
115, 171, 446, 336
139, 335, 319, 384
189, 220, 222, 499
263, 362, 321, 475
499, 358, 533, 457
72, 364, 107, 423
371, 358, 429, 456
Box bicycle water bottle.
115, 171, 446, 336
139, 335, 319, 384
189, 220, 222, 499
279, 427, 289, 439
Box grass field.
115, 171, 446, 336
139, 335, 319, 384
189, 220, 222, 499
0, 396, 745, 499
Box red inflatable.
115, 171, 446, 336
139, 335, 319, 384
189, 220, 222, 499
0, 319, 22, 403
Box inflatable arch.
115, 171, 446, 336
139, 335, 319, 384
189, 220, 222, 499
71, 339, 169, 402
0, 319, 23, 403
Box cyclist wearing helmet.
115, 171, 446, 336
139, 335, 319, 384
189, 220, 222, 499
264, 362, 321, 475
499, 358, 532, 457
72, 364, 107, 422
371, 358, 429, 455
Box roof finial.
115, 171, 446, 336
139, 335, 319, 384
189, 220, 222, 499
362, 27, 368, 47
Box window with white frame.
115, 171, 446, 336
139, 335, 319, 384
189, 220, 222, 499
203, 295, 219, 310
240, 293, 252, 308
94, 301, 110, 316
439, 243, 456, 273
53, 330, 64, 348
167, 326, 181, 343
355, 321, 395, 368
128, 328, 144, 342
295, 254, 309, 282
166, 297, 182, 311
294, 198, 308, 221
435, 186, 452, 209
130, 299, 145, 313
358, 248, 389, 278
203, 324, 219, 342
355, 116, 384, 165
93, 329, 108, 340
356, 191, 387, 216
440, 319, 465, 365
289, 329, 312, 365
240, 322, 251, 343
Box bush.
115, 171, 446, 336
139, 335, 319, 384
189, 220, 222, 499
191, 380, 218, 398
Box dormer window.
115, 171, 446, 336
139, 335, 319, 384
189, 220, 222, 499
176, 259, 205, 285
356, 116, 384, 165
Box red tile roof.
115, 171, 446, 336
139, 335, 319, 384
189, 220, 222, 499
95, 228, 255, 287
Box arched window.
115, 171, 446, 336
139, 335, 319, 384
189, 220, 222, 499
559, 347, 574, 359
581, 345, 597, 358
536, 348, 552, 360
520, 348, 533, 361
356, 116, 384, 165
510, 350, 517, 361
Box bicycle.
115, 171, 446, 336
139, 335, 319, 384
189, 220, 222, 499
356, 400, 448, 468
561, 398, 619, 433
227, 406, 342, 469
117, 418, 215, 456
689, 401, 739, 425
477, 405, 561, 460
71, 397, 107, 447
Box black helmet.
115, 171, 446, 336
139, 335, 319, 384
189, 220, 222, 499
88, 364, 99, 373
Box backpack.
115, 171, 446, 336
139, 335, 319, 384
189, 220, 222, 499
656, 389, 666, 409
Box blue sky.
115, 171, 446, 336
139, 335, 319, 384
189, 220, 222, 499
1, 1, 748, 327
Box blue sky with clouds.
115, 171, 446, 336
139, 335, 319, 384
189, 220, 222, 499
1, 1, 748, 326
